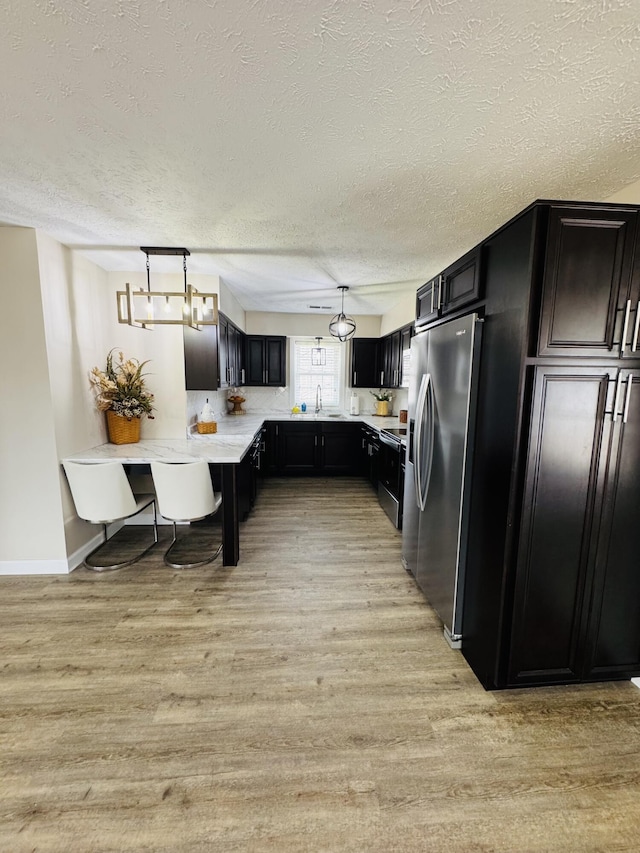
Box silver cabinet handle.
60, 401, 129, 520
632, 301, 640, 353
430, 281, 435, 314
380, 371, 384, 385
265, 369, 269, 384
621, 299, 632, 353
436, 275, 443, 310
314, 435, 318, 447
353, 371, 357, 385
613, 372, 624, 422
623, 374, 633, 423
241, 368, 245, 385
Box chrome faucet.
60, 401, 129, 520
315, 384, 322, 414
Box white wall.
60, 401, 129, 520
245, 311, 381, 338
0, 227, 68, 573
220, 278, 246, 330
606, 179, 640, 203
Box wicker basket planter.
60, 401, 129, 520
106, 410, 141, 444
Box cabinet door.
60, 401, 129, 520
218, 314, 230, 388
350, 338, 379, 388
507, 366, 615, 687
399, 324, 413, 388
440, 247, 482, 316
183, 324, 220, 391
321, 423, 361, 473
245, 336, 264, 385
415, 277, 440, 328
265, 337, 286, 386
538, 207, 638, 358
278, 423, 318, 473
245, 336, 286, 386
584, 370, 640, 680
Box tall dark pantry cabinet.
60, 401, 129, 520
459, 200, 640, 689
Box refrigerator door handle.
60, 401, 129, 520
413, 374, 428, 508
415, 373, 434, 512
420, 375, 435, 511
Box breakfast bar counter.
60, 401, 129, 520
63, 437, 258, 567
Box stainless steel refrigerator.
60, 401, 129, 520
401, 312, 482, 648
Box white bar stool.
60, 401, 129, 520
63, 461, 158, 571
150, 460, 223, 568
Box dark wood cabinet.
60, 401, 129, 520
277, 421, 318, 473
399, 324, 413, 388
245, 336, 286, 386
538, 207, 639, 359
183, 323, 219, 391
584, 369, 640, 680
415, 276, 440, 328
218, 314, 245, 388
270, 421, 361, 475
361, 425, 380, 489
321, 422, 362, 473
380, 329, 401, 388
455, 199, 640, 690
416, 247, 482, 329
506, 366, 615, 686
183, 310, 245, 391
350, 338, 379, 388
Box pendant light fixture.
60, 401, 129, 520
328, 285, 356, 342
311, 336, 326, 366
117, 247, 218, 330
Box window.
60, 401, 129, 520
292, 338, 343, 410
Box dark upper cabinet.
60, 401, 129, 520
399, 324, 413, 388
245, 335, 287, 386
415, 247, 483, 329
415, 276, 440, 328
218, 314, 228, 387
538, 207, 639, 358
381, 329, 401, 388
217, 313, 246, 389
183, 323, 219, 391
440, 247, 483, 317
350, 338, 379, 388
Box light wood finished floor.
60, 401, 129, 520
2, 477, 640, 852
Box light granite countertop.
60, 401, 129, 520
63, 412, 405, 466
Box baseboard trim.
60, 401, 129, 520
0, 559, 72, 576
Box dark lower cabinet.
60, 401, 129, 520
268, 421, 361, 475
277, 422, 318, 473
584, 370, 640, 680
506, 366, 615, 686
321, 422, 362, 473
361, 426, 380, 488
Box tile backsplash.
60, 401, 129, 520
186, 385, 408, 428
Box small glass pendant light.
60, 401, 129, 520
312, 336, 326, 366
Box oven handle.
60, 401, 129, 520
379, 431, 402, 450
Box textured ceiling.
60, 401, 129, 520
2, 0, 640, 315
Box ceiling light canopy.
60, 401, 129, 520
328, 286, 356, 342
117, 247, 218, 330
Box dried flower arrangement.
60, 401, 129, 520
89, 349, 155, 420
